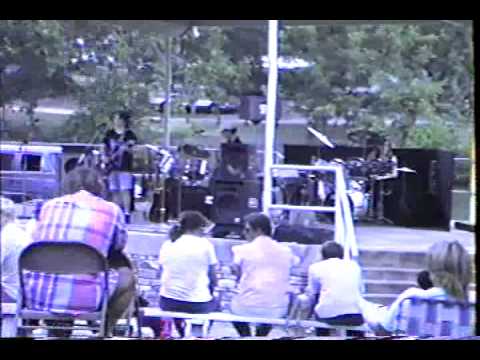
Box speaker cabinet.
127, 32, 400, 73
211, 180, 261, 225
219, 143, 251, 181
239, 95, 281, 122
383, 149, 454, 230
180, 185, 211, 219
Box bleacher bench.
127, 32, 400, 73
140, 308, 370, 338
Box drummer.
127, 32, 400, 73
221, 125, 242, 144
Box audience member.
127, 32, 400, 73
359, 239, 472, 334
27, 167, 136, 337
300, 241, 364, 337
158, 211, 218, 337
24, 200, 43, 240
1, 197, 32, 304
417, 270, 434, 290
230, 213, 299, 337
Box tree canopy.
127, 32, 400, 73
1, 21, 474, 154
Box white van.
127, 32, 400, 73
0, 143, 63, 203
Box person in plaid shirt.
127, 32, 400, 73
27, 166, 136, 337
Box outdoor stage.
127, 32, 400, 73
126, 222, 475, 256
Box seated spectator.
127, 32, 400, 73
359, 240, 472, 335
27, 167, 136, 337
300, 241, 364, 337
158, 211, 218, 338
24, 200, 43, 240
417, 270, 434, 290
1, 196, 32, 303
230, 213, 299, 337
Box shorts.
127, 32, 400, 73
159, 296, 217, 314
108, 171, 133, 192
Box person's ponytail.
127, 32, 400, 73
169, 224, 184, 242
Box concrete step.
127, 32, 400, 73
364, 280, 415, 295
363, 293, 397, 306
362, 267, 422, 282
358, 250, 426, 269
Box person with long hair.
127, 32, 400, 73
103, 110, 138, 223
359, 239, 472, 334
158, 211, 217, 337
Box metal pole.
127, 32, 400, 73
164, 37, 172, 148
262, 20, 279, 213
470, 137, 475, 225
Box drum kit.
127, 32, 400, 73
144, 143, 212, 222
276, 128, 416, 223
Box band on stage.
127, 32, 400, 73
75, 113, 412, 228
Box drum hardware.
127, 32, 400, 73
177, 143, 211, 186
179, 144, 210, 160
145, 145, 173, 223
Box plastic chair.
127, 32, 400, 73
394, 296, 475, 338
16, 242, 110, 338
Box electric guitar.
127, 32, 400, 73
104, 140, 131, 175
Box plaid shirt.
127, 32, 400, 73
24, 190, 126, 314
394, 296, 475, 338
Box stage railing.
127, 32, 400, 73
266, 164, 358, 260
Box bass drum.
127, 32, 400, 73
319, 185, 367, 222
348, 180, 368, 219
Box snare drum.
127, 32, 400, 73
347, 180, 367, 219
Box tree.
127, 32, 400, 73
0, 20, 72, 139
280, 23, 474, 150
172, 27, 251, 127
63, 27, 167, 142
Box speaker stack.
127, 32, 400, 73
210, 144, 262, 237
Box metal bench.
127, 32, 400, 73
140, 308, 369, 338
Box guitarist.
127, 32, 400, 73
103, 110, 138, 223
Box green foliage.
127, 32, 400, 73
0, 20, 70, 108
1, 21, 473, 155
281, 23, 474, 149
407, 120, 469, 156
64, 29, 167, 141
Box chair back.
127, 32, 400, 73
394, 296, 475, 338
19, 241, 108, 274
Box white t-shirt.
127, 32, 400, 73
159, 234, 218, 303
231, 236, 299, 315
307, 258, 363, 319
1, 222, 32, 301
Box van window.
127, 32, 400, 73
21, 154, 42, 171
0, 153, 15, 170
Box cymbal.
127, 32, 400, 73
307, 127, 335, 148
180, 144, 210, 159
397, 167, 416, 174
